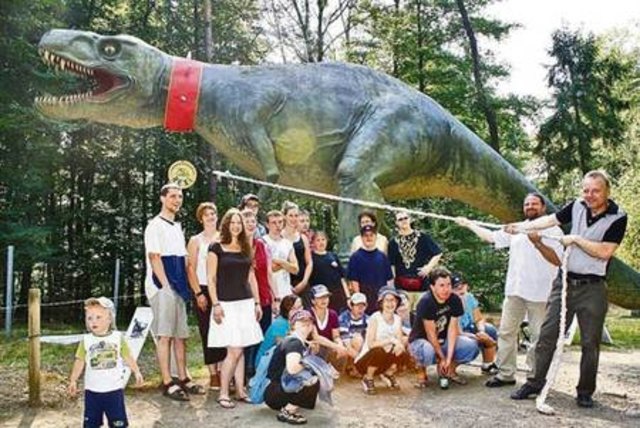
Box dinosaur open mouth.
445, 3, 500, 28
34, 49, 129, 106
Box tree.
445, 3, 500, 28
535, 27, 634, 191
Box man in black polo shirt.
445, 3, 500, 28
506, 170, 627, 408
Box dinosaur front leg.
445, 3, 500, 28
335, 155, 386, 261
248, 127, 280, 183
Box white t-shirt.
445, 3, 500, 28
355, 312, 401, 362
263, 234, 294, 299
493, 223, 564, 302
76, 331, 127, 393
144, 216, 187, 299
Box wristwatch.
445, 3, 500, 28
196, 290, 205, 297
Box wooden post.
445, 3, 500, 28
28, 288, 41, 406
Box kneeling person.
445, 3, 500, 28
409, 268, 479, 388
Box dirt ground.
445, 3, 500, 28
2, 349, 639, 428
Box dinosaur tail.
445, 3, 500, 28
441, 116, 640, 310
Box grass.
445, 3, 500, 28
0, 323, 210, 388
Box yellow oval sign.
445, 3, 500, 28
168, 160, 198, 189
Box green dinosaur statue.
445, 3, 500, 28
35, 29, 639, 309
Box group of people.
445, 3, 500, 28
70, 169, 627, 426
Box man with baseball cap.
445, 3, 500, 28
347, 225, 394, 314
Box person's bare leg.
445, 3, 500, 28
233, 352, 246, 396
174, 338, 188, 380
157, 336, 173, 385
220, 347, 242, 399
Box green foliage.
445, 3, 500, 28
535, 27, 635, 192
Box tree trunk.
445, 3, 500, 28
456, 0, 500, 153
203, 0, 219, 201
415, 0, 425, 92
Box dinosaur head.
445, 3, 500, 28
35, 29, 170, 128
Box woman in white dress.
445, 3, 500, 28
207, 208, 263, 408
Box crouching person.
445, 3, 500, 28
355, 286, 408, 394
408, 268, 479, 389
265, 310, 321, 425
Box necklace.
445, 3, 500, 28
397, 230, 420, 269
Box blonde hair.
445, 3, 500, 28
195, 202, 217, 223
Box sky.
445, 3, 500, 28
484, 0, 640, 100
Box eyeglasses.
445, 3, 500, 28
396, 216, 409, 222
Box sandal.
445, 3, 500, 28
413, 374, 428, 389
163, 381, 190, 401
380, 373, 400, 389
277, 408, 307, 425
236, 394, 253, 404
217, 397, 236, 409
449, 374, 468, 385
179, 377, 206, 395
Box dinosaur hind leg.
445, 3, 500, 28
335, 120, 409, 259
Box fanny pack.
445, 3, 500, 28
395, 276, 424, 292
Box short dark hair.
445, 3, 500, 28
160, 183, 181, 196
280, 295, 300, 319
429, 267, 451, 285
525, 192, 545, 205
357, 209, 378, 225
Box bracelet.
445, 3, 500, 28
255, 301, 261, 306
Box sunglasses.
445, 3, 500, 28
396, 216, 409, 222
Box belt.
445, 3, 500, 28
566, 276, 604, 286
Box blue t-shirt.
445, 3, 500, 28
459, 293, 479, 332
255, 316, 290, 366
347, 248, 393, 285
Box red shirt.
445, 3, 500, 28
254, 238, 272, 306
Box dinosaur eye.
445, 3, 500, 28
99, 40, 121, 59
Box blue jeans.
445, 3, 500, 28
84, 389, 128, 428
282, 368, 316, 393
409, 336, 479, 367
464, 323, 498, 343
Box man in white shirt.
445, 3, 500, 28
456, 193, 563, 387
262, 210, 299, 302
145, 183, 204, 400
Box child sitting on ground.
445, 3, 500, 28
69, 297, 143, 427
338, 293, 369, 376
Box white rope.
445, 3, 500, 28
536, 247, 572, 415
0, 293, 145, 311
214, 170, 504, 229
213, 170, 565, 245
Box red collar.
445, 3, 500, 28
164, 58, 204, 132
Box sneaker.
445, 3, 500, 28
380, 373, 400, 389
485, 376, 516, 388
438, 377, 450, 390
576, 394, 594, 408
510, 382, 542, 400
362, 377, 377, 395
277, 408, 308, 425
481, 362, 498, 375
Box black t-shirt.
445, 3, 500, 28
555, 200, 627, 244
267, 336, 306, 381
388, 230, 442, 277
310, 252, 345, 290
208, 242, 252, 302
290, 236, 307, 285
409, 292, 463, 344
